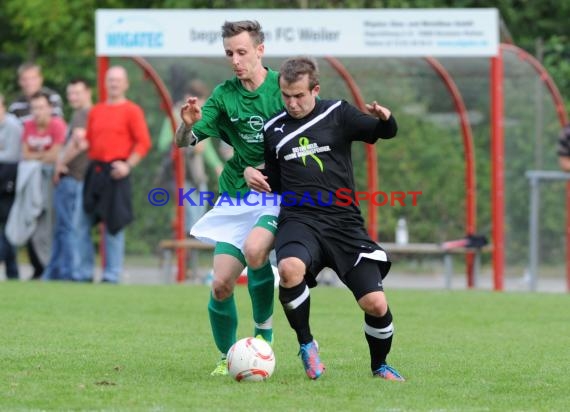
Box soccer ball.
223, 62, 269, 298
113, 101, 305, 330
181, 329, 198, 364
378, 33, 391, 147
227, 337, 275, 382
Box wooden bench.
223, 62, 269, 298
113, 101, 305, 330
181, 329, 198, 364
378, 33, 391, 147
158, 238, 215, 281
380, 242, 493, 288
158, 238, 492, 288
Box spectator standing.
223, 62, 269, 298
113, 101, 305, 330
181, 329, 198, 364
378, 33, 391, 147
21, 91, 65, 164
9, 62, 63, 122
82, 66, 152, 283
8, 62, 64, 279
43, 79, 93, 281
0, 93, 22, 279
6, 92, 66, 279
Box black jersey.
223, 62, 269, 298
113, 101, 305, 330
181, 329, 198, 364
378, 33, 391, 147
264, 99, 397, 225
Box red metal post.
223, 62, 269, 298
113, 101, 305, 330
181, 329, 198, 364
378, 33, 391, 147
97, 57, 109, 102
129, 57, 187, 283
490, 53, 505, 291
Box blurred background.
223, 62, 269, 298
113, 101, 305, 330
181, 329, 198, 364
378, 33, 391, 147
1, 0, 568, 288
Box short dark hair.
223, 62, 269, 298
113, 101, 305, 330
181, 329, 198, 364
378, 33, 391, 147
30, 90, 52, 105
221, 20, 264, 45
68, 77, 91, 89
279, 56, 320, 90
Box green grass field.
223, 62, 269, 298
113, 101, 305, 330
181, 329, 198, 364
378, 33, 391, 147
1, 282, 569, 411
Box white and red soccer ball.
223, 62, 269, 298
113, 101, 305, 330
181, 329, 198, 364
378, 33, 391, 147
227, 337, 275, 382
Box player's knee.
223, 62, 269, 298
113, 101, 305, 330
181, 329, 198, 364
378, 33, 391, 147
277, 258, 305, 286
211, 277, 234, 301
243, 244, 268, 269
358, 292, 388, 317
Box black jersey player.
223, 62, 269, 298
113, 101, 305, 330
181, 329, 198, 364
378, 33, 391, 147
245, 56, 404, 381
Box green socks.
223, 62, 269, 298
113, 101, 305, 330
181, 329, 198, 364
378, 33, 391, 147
247, 261, 275, 342
208, 261, 274, 354
208, 293, 238, 354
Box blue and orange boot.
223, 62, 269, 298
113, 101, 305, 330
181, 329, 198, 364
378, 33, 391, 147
298, 340, 325, 380
373, 364, 405, 381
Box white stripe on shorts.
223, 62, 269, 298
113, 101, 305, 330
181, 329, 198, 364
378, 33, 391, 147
353, 249, 388, 267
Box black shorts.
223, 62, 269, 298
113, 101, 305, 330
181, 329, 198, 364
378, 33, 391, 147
275, 218, 391, 299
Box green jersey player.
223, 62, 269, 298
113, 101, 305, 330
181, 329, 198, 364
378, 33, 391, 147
174, 20, 282, 376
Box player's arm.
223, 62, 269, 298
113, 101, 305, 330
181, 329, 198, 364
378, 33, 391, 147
244, 165, 271, 193
344, 100, 398, 143
174, 96, 202, 147
174, 123, 199, 147
175, 94, 224, 148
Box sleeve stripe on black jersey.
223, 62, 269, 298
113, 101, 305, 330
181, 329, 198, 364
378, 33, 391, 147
264, 111, 287, 131
275, 100, 342, 155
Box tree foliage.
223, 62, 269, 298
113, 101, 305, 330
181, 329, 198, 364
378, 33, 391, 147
1, 0, 567, 107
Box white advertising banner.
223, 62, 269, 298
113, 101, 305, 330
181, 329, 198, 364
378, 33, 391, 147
96, 9, 499, 57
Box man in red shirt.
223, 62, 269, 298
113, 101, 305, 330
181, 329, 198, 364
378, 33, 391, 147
82, 65, 152, 283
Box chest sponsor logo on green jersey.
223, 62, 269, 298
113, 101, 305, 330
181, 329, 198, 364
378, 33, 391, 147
238, 115, 265, 143
248, 116, 264, 131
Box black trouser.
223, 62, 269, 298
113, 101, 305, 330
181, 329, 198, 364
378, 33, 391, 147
27, 241, 44, 279
0, 229, 18, 279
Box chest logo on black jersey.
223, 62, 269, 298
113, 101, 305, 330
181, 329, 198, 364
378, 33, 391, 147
282, 137, 331, 172
274, 123, 285, 133
298, 137, 324, 172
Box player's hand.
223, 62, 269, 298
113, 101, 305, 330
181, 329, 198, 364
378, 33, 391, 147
180, 96, 202, 127
244, 166, 271, 193
365, 101, 391, 121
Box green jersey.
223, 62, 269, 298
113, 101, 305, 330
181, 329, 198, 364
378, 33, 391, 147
192, 69, 283, 198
